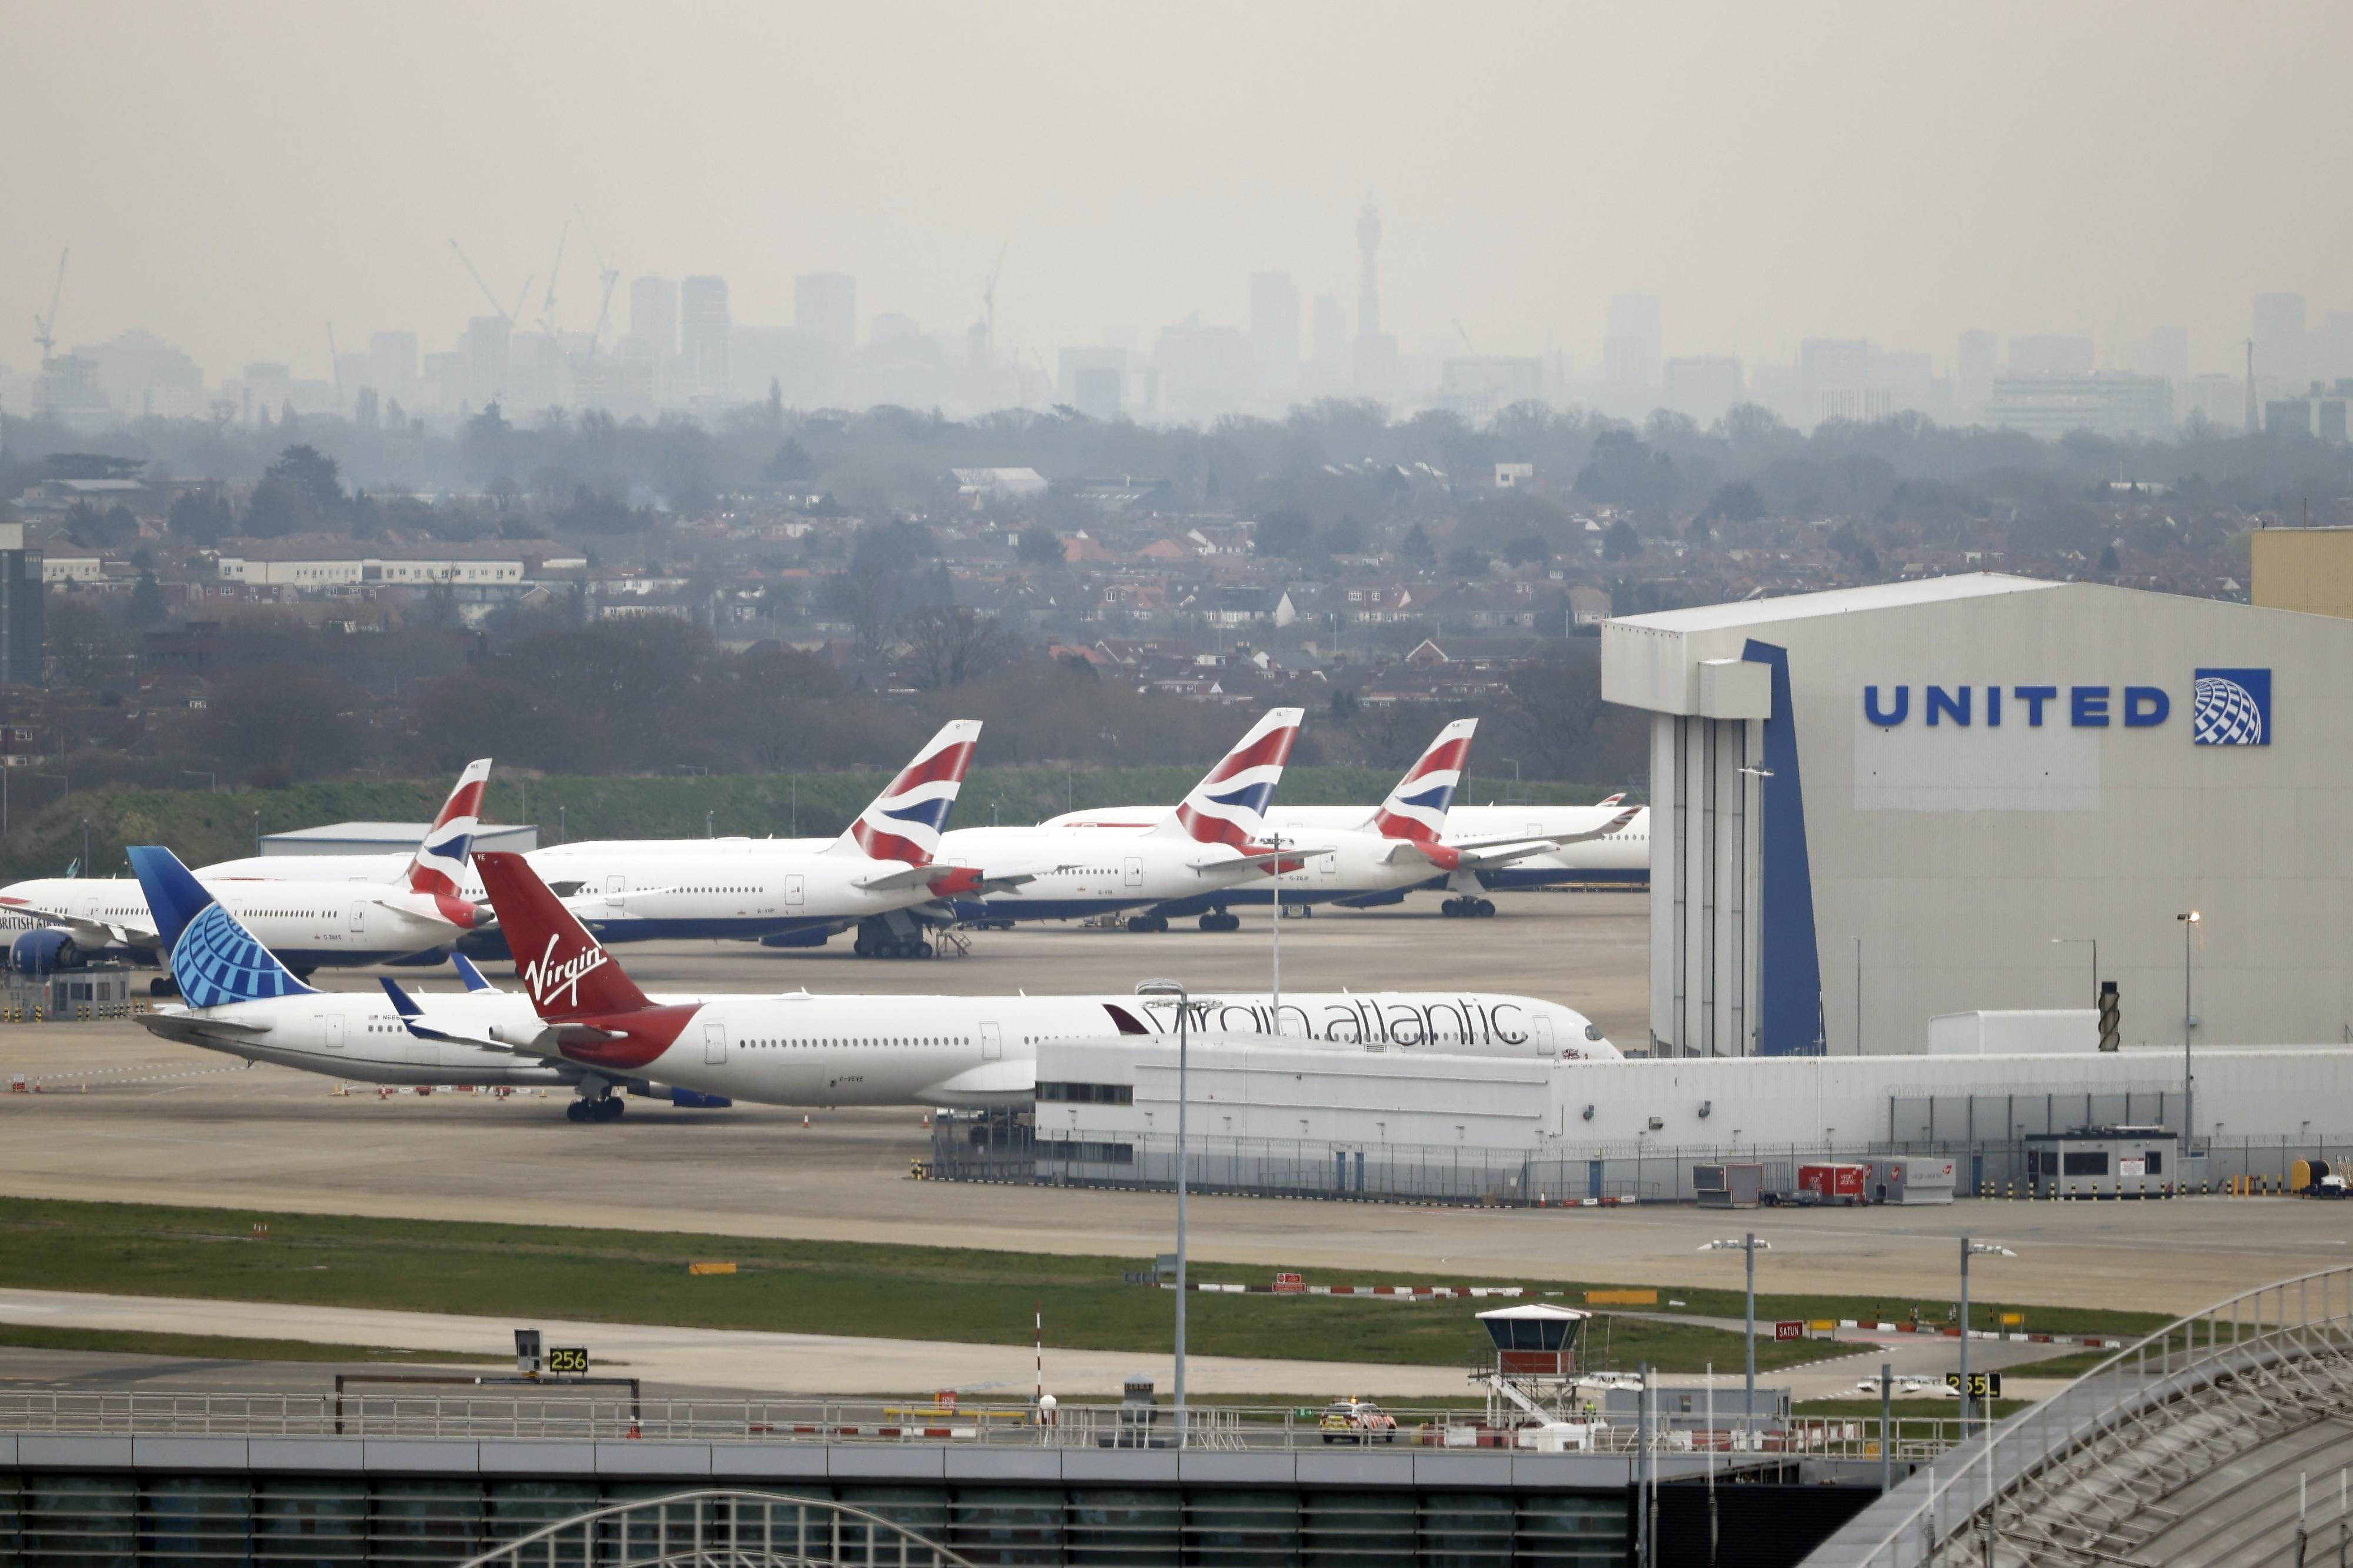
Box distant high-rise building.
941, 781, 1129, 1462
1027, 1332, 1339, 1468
2008, 336, 2094, 376
1603, 294, 1662, 412
1351, 198, 1399, 399
1249, 272, 1299, 391
1662, 356, 1743, 424
2254, 293, 2307, 391
1956, 330, 1997, 411
629, 277, 679, 358
680, 276, 731, 396
796, 273, 857, 350
462, 317, 510, 406
1058, 347, 1128, 418
2308, 313, 2353, 385
0, 523, 43, 689
2148, 325, 2189, 383
369, 332, 417, 391
1312, 294, 1345, 368
1801, 338, 1870, 423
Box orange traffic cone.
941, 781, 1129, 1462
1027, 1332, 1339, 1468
801, 1114, 810, 1128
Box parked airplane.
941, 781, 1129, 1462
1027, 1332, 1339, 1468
1044, 788, 1650, 902
1108, 719, 1638, 922
205, 722, 1001, 959
429, 848, 1621, 1119
0, 761, 498, 978
938, 708, 1315, 931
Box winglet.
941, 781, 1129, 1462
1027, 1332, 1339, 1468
828, 719, 982, 866
472, 850, 652, 1020
379, 976, 422, 1017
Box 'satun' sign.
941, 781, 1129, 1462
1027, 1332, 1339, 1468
1862, 670, 2271, 746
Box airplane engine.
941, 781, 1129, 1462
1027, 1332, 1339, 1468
11, 928, 84, 975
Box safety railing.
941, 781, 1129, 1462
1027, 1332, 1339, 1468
0, 1386, 1987, 1460
453, 1489, 975, 1568
1814, 1263, 2353, 1568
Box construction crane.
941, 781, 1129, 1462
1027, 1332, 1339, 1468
572, 205, 621, 361
32, 249, 68, 361
447, 235, 513, 322
1454, 319, 1478, 356
326, 323, 343, 408
978, 245, 1007, 405
536, 220, 568, 339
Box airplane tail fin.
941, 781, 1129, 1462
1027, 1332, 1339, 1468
1150, 707, 1305, 846
472, 850, 651, 1020
1370, 718, 1476, 842
1595, 792, 1625, 808
128, 846, 317, 1007
828, 719, 982, 865
405, 759, 493, 896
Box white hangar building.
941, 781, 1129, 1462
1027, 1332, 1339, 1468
1601, 575, 2353, 1060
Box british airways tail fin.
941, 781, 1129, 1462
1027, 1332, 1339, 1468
406, 759, 492, 896
128, 846, 317, 1008
1150, 708, 1305, 846
826, 719, 982, 865
1370, 718, 1476, 842
472, 850, 652, 1020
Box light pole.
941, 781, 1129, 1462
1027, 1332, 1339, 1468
1267, 832, 1285, 1023
2178, 912, 2200, 1159
1958, 1237, 2015, 1436
1500, 758, 1521, 805
1701, 1235, 1771, 1438
2051, 936, 2096, 1007
1136, 978, 1192, 1446
179, 770, 216, 795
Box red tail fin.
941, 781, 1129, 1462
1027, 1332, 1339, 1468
472, 851, 652, 1020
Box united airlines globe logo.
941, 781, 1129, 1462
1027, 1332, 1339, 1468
2191, 668, 2271, 746
175, 902, 303, 1008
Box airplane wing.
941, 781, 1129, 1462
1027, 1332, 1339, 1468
0, 899, 158, 948
1188, 845, 1335, 873
1388, 807, 1642, 866
378, 976, 609, 1056
858, 859, 1080, 895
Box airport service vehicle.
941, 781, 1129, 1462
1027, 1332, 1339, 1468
418, 848, 1619, 1119
202, 722, 999, 959
0, 761, 498, 977
938, 709, 1314, 932
1115, 720, 1638, 923
1044, 793, 1651, 898
1319, 1400, 1399, 1444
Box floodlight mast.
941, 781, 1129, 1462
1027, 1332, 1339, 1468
1135, 978, 1191, 1446
1700, 1235, 1771, 1434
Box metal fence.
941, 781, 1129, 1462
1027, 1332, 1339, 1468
454, 1490, 975, 1568
1807, 1263, 2353, 1568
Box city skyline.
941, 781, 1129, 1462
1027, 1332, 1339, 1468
6, 1, 2352, 401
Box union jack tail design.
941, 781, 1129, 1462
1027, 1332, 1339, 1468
1369, 719, 1476, 842
830, 720, 983, 866
1153, 708, 1305, 848
405, 759, 493, 897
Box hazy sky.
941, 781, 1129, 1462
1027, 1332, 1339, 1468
7, 0, 2351, 386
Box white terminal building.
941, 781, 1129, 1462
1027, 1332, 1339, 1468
983, 576, 2353, 1199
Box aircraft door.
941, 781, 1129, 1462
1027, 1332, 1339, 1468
1319, 845, 1339, 878
981, 1021, 1002, 1062
325, 1015, 345, 1049
1531, 1014, 1557, 1058
348, 903, 365, 933
1123, 857, 1144, 888
604, 875, 625, 905
785, 875, 805, 909
704, 1023, 728, 1065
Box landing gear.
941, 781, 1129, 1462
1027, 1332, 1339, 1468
1441, 898, 1497, 918
567, 1095, 625, 1123
1126, 915, 1170, 933
1198, 911, 1242, 932
852, 916, 935, 959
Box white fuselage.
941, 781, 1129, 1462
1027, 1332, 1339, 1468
1041, 803, 1652, 893
0, 876, 467, 968
200, 839, 943, 946
932, 826, 1277, 923
146, 988, 1614, 1103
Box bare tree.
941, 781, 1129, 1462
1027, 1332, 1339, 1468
899, 605, 1022, 690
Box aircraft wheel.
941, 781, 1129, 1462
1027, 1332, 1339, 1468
1151, 916, 1170, 933
1213, 912, 1242, 932
596, 1096, 626, 1122
1126, 916, 1155, 933
1440, 899, 1463, 918
565, 1100, 589, 1123
1475, 898, 1497, 918
913, 940, 935, 959
1197, 913, 1220, 932
852, 933, 875, 958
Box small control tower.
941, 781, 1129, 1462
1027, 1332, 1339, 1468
1474, 1303, 1593, 1428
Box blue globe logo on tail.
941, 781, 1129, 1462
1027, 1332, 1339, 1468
2192, 669, 2270, 746
127, 845, 318, 1009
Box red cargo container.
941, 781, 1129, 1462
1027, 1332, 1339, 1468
1797, 1163, 1870, 1205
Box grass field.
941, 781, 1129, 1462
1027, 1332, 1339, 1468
0, 1199, 2169, 1374
0, 1323, 500, 1366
